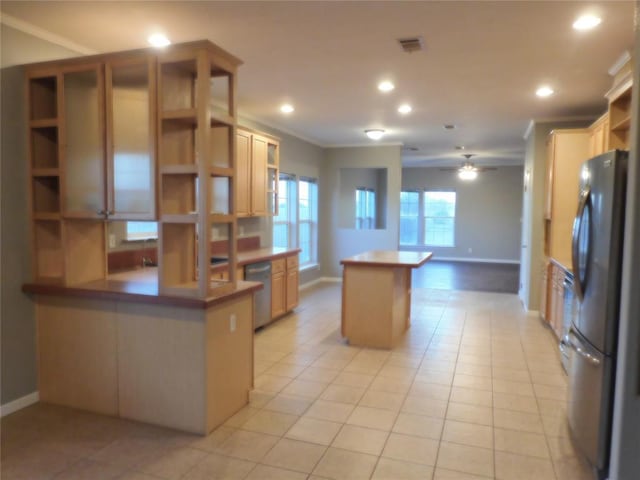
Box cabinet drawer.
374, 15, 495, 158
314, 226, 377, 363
286, 255, 298, 270
272, 258, 285, 275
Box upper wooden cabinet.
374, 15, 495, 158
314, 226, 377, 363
544, 129, 590, 261
236, 128, 279, 217
606, 55, 633, 151
589, 113, 609, 158
56, 57, 157, 220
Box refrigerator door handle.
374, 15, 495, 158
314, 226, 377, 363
567, 330, 601, 367
572, 187, 590, 300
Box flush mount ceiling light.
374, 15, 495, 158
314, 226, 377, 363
280, 104, 294, 114
365, 129, 385, 140
573, 14, 602, 30
148, 33, 171, 48
536, 86, 554, 98
377, 81, 395, 92
398, 104, 412, 114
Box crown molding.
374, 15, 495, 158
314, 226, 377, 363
1, 13, 96, 55
522, 119, 535, 140
608, 50, 632, 76
237, 109, 326, 148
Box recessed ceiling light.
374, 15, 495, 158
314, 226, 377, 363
365, 129, 385, 140
573, 15, 602, 31
378, 81, 395, 92
148, 33, 171, 48
536, 86, 554, 98
443, 124, 456, 130
280, 104, 294, 114
398, 104, 412, 114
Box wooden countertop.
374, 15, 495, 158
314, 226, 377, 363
23, 268, 263, 309
340, 250, 433, 268
238, 247, 301, 265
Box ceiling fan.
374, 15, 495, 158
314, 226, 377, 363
439, 154, 497, 180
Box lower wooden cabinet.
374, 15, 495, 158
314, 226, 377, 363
543, 261, 567, 340
271, 254, 299, 319
271, 259, 286, 319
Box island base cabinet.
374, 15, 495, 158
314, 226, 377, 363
35, 292, 254, 435
342, 265, 411, 349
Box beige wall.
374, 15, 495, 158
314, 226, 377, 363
1, 25, 83, 406
402, 166, 524, 262
321, 145, 402, 278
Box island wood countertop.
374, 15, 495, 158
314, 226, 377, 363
340, 250, 433, 268
23, 268, 263, 309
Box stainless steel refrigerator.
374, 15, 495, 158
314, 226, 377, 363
566, 149, 628, 480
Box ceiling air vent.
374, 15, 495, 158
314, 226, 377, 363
403, 146, 419, 152
398, 36, 424, 53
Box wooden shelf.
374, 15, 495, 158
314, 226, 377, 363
161, 164, 198, 175
210, 113, 234, 127
32, 168, 60, 177
162, 109, 198, 124
160, 213, 198, 224
210, 166, 233, 177
610, 115, 631, 132
30, 118, 58, 128
33, 212, 61, 221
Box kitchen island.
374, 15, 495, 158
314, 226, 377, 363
23, 273, 262, 435
340, 250, 433, 349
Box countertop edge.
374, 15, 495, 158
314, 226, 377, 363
22, 280, 263, 309
340, 251, 433, 268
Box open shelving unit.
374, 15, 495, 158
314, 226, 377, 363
28, 72, 64, 283
266, 137, 280, 216
157, 43, 242, 299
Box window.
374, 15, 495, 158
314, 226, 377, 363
400, 191, 420, 245
272, 174, 318, 268
298, 177, 318, 266
273, 174, 296, 249
126, 221, 157, 240
355, 187, 376, 229
400, 190, 456, 247
423, 191, 456, 246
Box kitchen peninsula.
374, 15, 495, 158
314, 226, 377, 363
21, 40, 265, 435
341, 250, 432, 348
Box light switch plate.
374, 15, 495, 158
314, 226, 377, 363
109, 234, 116, 248
230, 314, 236, 332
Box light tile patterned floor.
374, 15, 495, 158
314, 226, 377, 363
1, 283, 594, 479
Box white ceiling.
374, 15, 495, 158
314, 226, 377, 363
1, 1, 635, 167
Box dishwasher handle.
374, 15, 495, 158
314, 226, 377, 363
246, 265, 271, 275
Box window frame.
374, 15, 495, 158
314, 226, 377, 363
399, 189, 457, 248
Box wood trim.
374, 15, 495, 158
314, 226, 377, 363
23, 279, 262, 310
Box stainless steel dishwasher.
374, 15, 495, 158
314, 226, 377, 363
245, 261, 272, 329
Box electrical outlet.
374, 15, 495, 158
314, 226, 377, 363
109, 234, 116, 248
230, 314, 236, 332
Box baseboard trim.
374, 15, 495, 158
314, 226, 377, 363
430, 257, 520, 265
299, 277, 342, 290
1, 391, 39, 417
